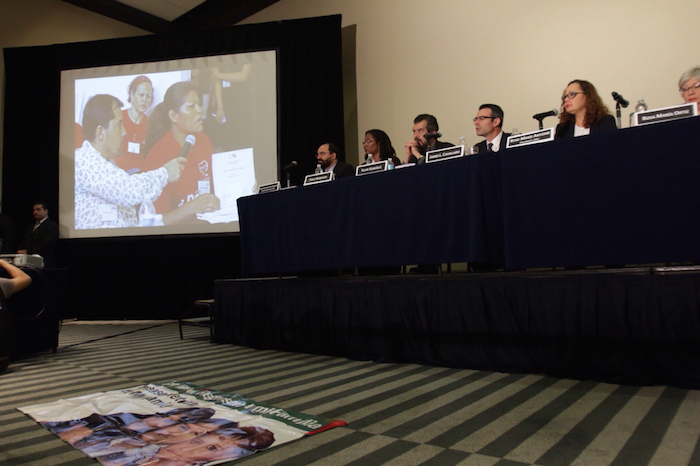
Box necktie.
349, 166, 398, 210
487, 142, 493, 152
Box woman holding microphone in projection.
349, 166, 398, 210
143, 82, 220, 225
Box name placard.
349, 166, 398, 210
258, 181, 280, 194
633, 103, 698, 127
506, 128, 554, 149
356, 160, 388, 176
425, 145, 464, 163
303, 171, 335, 186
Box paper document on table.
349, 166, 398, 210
197, 148, 256, 223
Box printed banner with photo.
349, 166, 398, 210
19, 381, 347, 466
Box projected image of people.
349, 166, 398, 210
142, 82, 220, 225
64, 51, 276, 237
112, 75, 153, 173
74, 95, 185, 230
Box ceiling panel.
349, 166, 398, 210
115, 0, 207, 21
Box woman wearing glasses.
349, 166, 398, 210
678, 66, 700, 112
362, 129, 401, 166
554, 79, 617, 139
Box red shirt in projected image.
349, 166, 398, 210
113, 109, 149, 173
143, 130, 214, 215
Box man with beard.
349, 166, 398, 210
315, 143, 354, 179
403, 114, 454, 164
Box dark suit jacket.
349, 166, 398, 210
332, 161, 355, 179
554, 114, 617, 139
19, 218, 59, 267
474, 132, 512, 153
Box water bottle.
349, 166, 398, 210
459, 136, 465, 146
139, 198, 156, 227
387, 157, 395, 170
630, 99, 648, 127
512, 128, 519, 135
366, 154, 373, 164
314, 163, 322, 174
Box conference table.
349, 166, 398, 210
238, 117, 700, 275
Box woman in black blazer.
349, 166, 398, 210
555, 79, 617, 139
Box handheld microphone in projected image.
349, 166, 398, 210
179, 134, 196, 158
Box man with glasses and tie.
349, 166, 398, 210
403, 114, 453, 164
17, 202, 59, 267
472, 104, 510, 153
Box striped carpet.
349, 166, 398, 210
1, 322, 699, 466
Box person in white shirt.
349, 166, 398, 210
75, 94, 186, 230
472, 104, 510, 153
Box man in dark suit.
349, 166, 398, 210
473, 104, 511, 153
404, 114, 454, 164
18, 202, 59, 267
316, 143, 354, 179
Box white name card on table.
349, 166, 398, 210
506, 128, 555, 149
356, 160, 388, 176
258, 181, 280, 194
632, 103, 698, 127
425, 145, 465, 163
303, 171, 335, 186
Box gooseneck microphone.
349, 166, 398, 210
532, 109, 559, 121
611, 92, 629, 108
611, 92, 629, 129
423, 131, 442, 140
178, 134, 196, 158
283, 161, 298, 171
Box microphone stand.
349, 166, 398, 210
615, 102, 622, 129
535, 117, 545, 130
286, 171, 291, 188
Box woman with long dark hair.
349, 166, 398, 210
142, 82, 220, 225
362, 129, 401, 166
555, 79, 617, 139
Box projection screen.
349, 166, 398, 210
59, 50, 277, 238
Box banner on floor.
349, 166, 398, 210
19, 381, 347, 466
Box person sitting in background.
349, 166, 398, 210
0, 258, 32, 372
404, 114, 453, 164
678, 66, 700, 112
75, 94, 185, 229
555, 79, 617, 139
316, 143, 354, 179
363, 129, 401, 166
113, 75, 154, 173
0, 258, 32, 299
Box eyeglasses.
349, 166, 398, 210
362, 139, 376, 144
679, 82, 700, 94
472, 116, 494, 122
562, 91, 586, 100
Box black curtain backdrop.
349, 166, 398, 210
2, 15, 345, 319
215, 272, 700, 389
